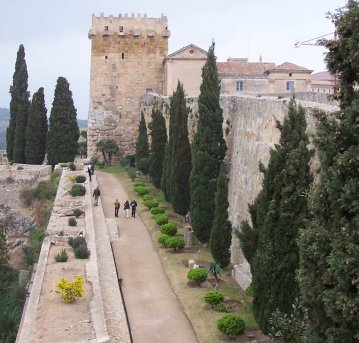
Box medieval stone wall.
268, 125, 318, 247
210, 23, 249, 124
87, 14, 169, 158
140, 93, 338, 288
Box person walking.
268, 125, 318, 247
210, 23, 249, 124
130, 200, 138, 218
93, 186, 100, 206
87, 164, 92, 182
91, 163, 95, 175
114, 199, 120, 217
124, 200, 130, 218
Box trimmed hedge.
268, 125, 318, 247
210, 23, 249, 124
217, 314, 245, 338
69, 184, 86, 197
143, 194, 153, 201
165, 237, 185, 252
150, 207, 165, 215
144, 199, 159, 209
134, 185, 149, 195
204, 290, 224, 308
155, 213, 168, 225
187, 268, 207, 285
134, 182, 145, 187
160, 223, 177, 236
75, 175, 86, 183
157, 234, 169, 247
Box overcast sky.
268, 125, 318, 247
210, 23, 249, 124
0, 0, 346, 119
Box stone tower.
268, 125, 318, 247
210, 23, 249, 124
87, 13, 170, 158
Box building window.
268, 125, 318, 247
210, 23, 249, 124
105, 55, 108, 60
286, 81, 294, 92
104, 26, 109, 31
121, 53, 125, 60
119, 26, 123, 32
146, 88, 153, 94
236, 81, 243, 91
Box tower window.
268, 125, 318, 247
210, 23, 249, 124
119, 26, 123, 32
104, 26, 109, 31
121, 53, 125, 60
105, 55, 108, 60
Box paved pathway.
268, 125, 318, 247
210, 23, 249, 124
95, 171, 198, 343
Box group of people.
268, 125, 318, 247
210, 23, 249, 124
114, 199, 137, 218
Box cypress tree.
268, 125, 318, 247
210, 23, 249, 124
7, 44, 30, 162
25, 87, 48, 164
47, 77, 79, 166
189, 41, 227, 243
171, 82, 192, 215
161, 97, 175, 202
149, 108, 167, 188
209, 163, 232, 268
239, 99, 312, 333
136, 112, 150, 161
298, 2, 359, 341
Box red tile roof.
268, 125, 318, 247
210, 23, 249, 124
310, 71, 334, 81
269, 62, 312, 73
217, 61, 276, 76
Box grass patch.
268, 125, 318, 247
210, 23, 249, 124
103, 166, 258, 342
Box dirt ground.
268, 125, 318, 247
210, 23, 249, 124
32, 242, 94, 342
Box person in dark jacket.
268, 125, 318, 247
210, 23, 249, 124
130, 200, 137, 218
93, 186, 100, 206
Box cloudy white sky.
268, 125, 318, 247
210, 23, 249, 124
0, 0, 346, 119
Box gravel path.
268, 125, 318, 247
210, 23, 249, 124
95, 171, 198, 343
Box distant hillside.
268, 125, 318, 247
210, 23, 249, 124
0, 108, 87, 149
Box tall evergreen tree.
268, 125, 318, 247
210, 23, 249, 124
149, 108, 167, 188
47, 77, 79, 166
171, 82, 192, 215
238, 99, 312, 333
189, 41, 227, 243
25, 87, 48, 164
6, 44, 30, 162
136, 112, 150, 161
298, 2, 359, 341
161, 97, 175, 202
210, 163, 232, 268
0, 223, 8, 268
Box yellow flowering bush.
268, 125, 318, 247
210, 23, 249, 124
54, 275, 84, 303
67, 175, 76, 182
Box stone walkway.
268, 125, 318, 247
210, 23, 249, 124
94, 171, 198, 343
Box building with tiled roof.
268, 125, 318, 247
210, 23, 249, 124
219, 58, 313, 94
310, 71, 336, 94
163, 44, 208, 96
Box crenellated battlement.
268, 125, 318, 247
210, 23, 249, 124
88, 13, 170, 39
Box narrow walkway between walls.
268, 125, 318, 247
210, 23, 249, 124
95, 171, 198, 343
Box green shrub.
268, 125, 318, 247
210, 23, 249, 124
245, 284, 253, 297
214, 303, 229, 313
134, 185, 149, 195
75, 175, 86, 183
217, 314, 245, 338
207, 262, 222, 281
68, 217, 77, 226
74, 243, 91, 259
50, 170, 61, 183
60, 163, 68, 167
150, 207, 165, 215
0, 309, 21, 342
155, 213, 168, 226
97, 160, 105, 168
68, 162, 76, 171
157, 234, 169, 247
144, 199, 159, 209
204, 290, 224, 308
54, 249, 69, 262
72, 208, 84, 218
143, 194, 153, 201
134, 182, 145, 187
160, 223, 177, 236
68, 236, 86, 249
23, 228, 45, 265
34, 180, 57, 200
187, 268, 207, 285
69, 184, 86, 197
165, 237, 185, 252
120, 154, 135, 167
